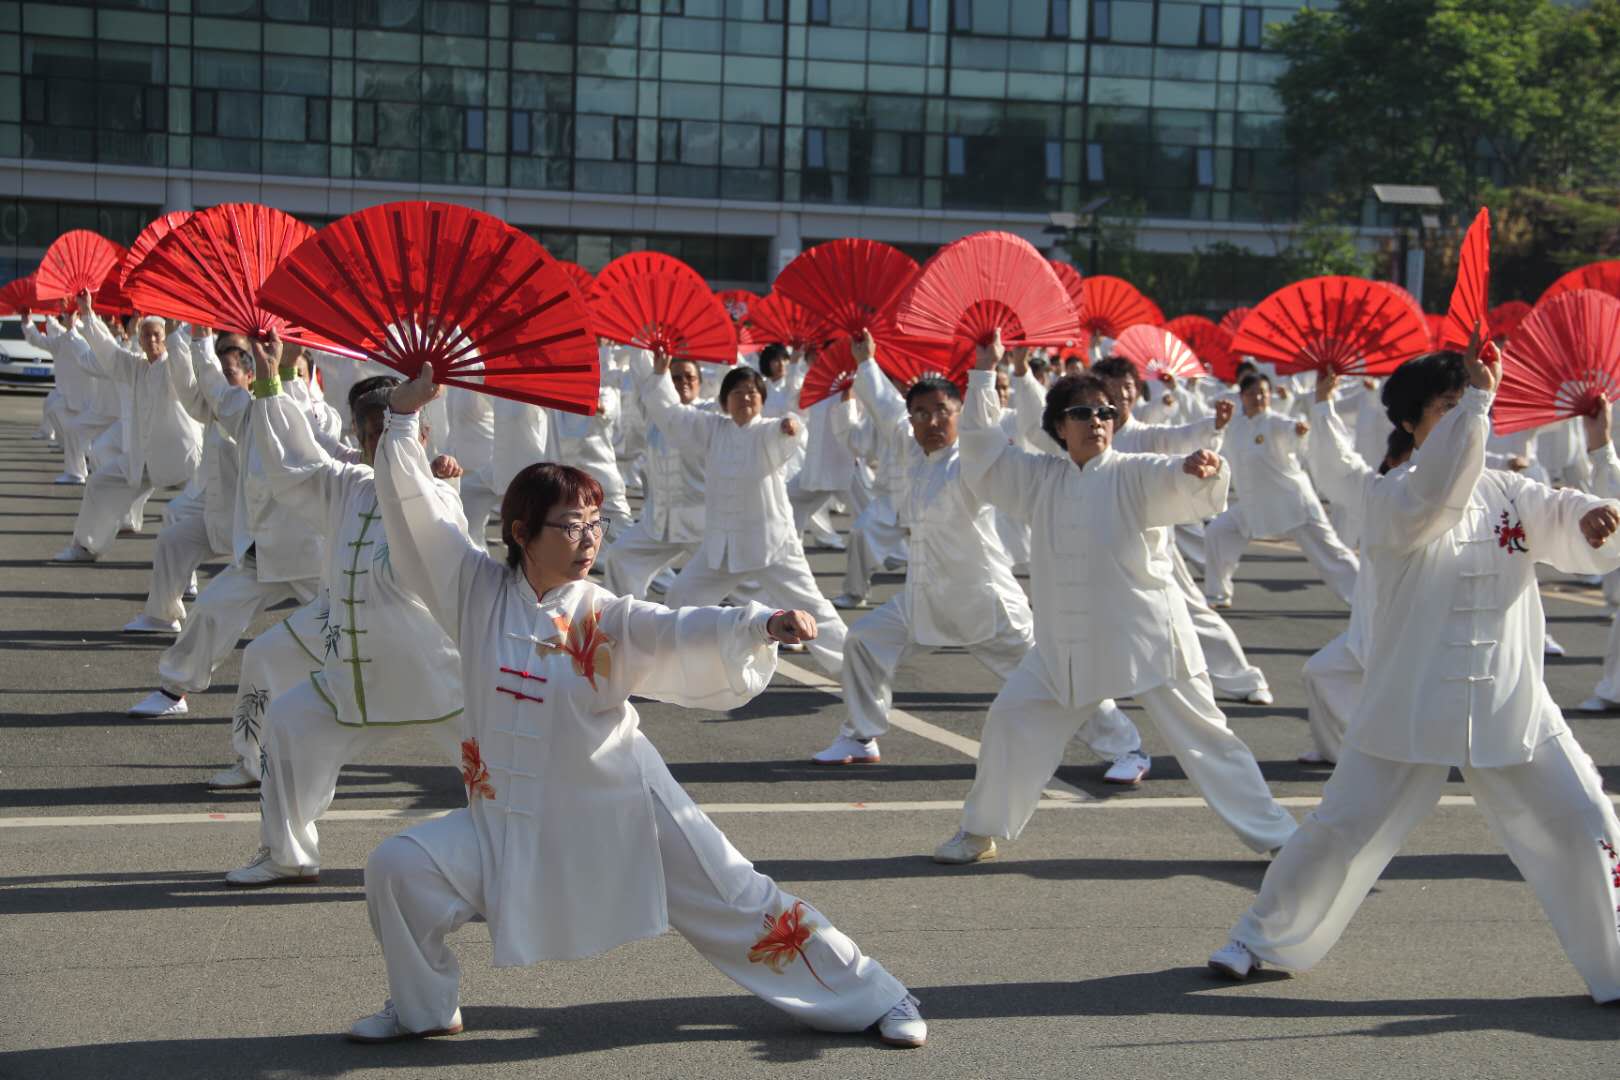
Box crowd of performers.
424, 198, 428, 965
23, 288, 1620, 1046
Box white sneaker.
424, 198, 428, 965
647, 569, 677, 596
876, 993, 926, 1047
811, 531, 847, 551
1245, 688, 1274, 705
932, 829, 996, 865
207, 763, 260, 790
224, 846, 318, 888
780, 642, 808, 653
882, 555, 908, 572
830, 593, 867, 609
1207, 594, 1233, 609
346, 999, 463, 1043
1103, 751, 1151, 785
51, 473, 86, 485
1209, 938, 1261, 980
811, 735, 881, 765
1545, 634, 1566, 657
50, 543, 96, 563
184, 577, 199, 599
1296, 749, 1334, 765
128, 690, 187, 718
123, 614, 181, 634
1576, 696, 1620, 713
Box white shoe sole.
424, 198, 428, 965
346, 1020, 463, 1044
224, 870, 319, 889
1208, 957, 1251, 981
811, 754, 881, 766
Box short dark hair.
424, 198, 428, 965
1090, 356, 1136, 383
668, 357, 700, 377
499, 463, 605, 570
1041, 373, 1110, 449
758, 343, 788, 371
1381, 351, 1467, 463
1234, 360, 1259, 381
1239, 372, 1271, 393
352, 388, 394, 443
349, 373, 401, 414
904, 375, 960, 409
720, 365, 768, 408
1028, 356, 1049, 375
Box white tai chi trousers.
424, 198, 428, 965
961, 653, 1298, 854
837, 598, 1142, 764
143, 490, 221, 624
1203, 505, 1360, 606
364, 792, 909, 1035
1299, 633, 1359, 763
38, 389, 61, 441
1170, 544, 1270, 699
1175, 521, 1206, 574
228, 600, 327, 779
600, 521, 698, 601
54, 407, 101, 481
666, 547, 847, 677
157, 558, 317, 696
1231, 734, 1620, 1002
458, 475, 501, 548
262, 680, 462, 869
840, 512, 909, 601
72, 466, 155, 555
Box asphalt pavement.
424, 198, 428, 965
2, 388, 1618, 1080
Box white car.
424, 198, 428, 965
0, 315, 53, 388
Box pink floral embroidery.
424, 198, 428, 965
1495, 510, 1528, 554
461, 738, 495, 800
550, 607, 614, 690
747, 900, 834, 992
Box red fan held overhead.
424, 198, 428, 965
1230, 276, 1433, 376
773, 238, 918, 339
1440, 207, 1490, 351
715, 288, 762, 351
1489, 300, 1532, 341
1494, 289, 1620, 436
93, 256, 136, 316
120, 211, 194, 287
593, 271, 739, 365
1113, 324, 1209, 383
34, 230, 125, 302
798, 344, 859, 409
258, 201, 600, 413
1219, 306, 1252, 336
894, 231, 1080, 349
0, 275, 40, 315
557, 260, 594, 297
1078, 276, 1162, 346
125, 203, 316, 339
748, 292, 838, 353
1164, 315, 1237, 382
1047, 260, 1087, 333
588, 252, 709, 341
1539, 260, 1620, 305
1424, 312, 1446, 348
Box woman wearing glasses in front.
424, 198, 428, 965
931, 333, 1298, 866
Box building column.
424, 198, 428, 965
163, 177, 194, 214
770, 212, 802, 277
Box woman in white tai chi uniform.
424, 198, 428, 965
1203, 372, 1360, 607
346, 367, 926, 1048
637, 351, 849, 676
1209, 343, 1620, 1001
933, 337, 1298, 865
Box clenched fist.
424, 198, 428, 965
1580, 505, 1620, 549
1183, 449, 1222, 479
766, 609, 818, 644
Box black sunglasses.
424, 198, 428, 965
1063, 404, 1119, 423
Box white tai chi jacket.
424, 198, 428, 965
253, 392, 465, 726
960, 369, 1227, 706
377, 408, 782, 966
444, 384, 496, 492
1308, 400, 1383, 664
1220, 409, 1321, 539
79, 319, 203, 489
638, 355, 800, 574
639, 397, 713, 545
1349, 386, 1620, 767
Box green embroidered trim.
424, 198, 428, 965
282, 614, 322, 666
340, 504, 379, 722
312, 674, 463, 727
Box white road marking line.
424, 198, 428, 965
1, 793, 1588, 830
772, 657, 1093, 802
1541, 584, 1610, 609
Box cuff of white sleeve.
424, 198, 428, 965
967, 369, 996, 386
749, 605, 779, 643
385, 409, 420, 438
1461, 385, 1494, 411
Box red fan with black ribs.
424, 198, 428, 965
1078, 276, 1162, 345
1439, 207, 1490, 351
593, 270, 738, 365
120, 211, 194, 287
34, 230, 126, 302
0, 275, 40, 315
125, 203, 319, 340
1219, 306, 1251, 336
894, 231, 1080, 349
258, 201, 601, 413
748, 292, 838, 353
1539, 260, 1620, 305
1164, 315, 1237, 382
1494, 289, 1620, 436
1113, 323, 1209, 383
1489, 300, 1532, 341
1230, 276, 1433, 376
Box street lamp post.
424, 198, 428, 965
1044, 197, 1112, 275
1372, 183, 1444, 302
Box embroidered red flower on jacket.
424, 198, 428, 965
460, 738, 495, 800
1495, 510, 1528, 554
746, 900, 834, 992
550, 606, 614, 690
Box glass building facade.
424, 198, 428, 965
0, 0, 1333, 284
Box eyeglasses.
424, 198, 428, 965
1062, 404, 1119, 423
543, 519, 606, 544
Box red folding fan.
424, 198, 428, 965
258, 201, 601, 413
1495, 289, 1620, 435
1164, 315, 1237, 382
1113, 324, 1209, 383
1539, 260, 1620, 305
1048, 260, 1087, 332
125, 203, 318, 339
1229, 276, 1434, 376
0, 275, 40, 315
1424, 313, 1445, 348
747, 292, 839, 353
557, 260, 594, 297
589, 252, 705, 306
120, 211, 194, 287
715, 288, 763, 351
798, 343, 859, 409
34, 230, 125, 302
1439, 207, 1490, 351
894, 231, 1080, 349
1078, 276, 1162, 344
773, 238, 919, 339
1489, 300, 1532, 341
92, 258, 137, 316
1219, 306, 1252, 336
592, 271, 739, 365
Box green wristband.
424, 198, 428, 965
251, 375, 282, 399
277, 364, 299, 381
